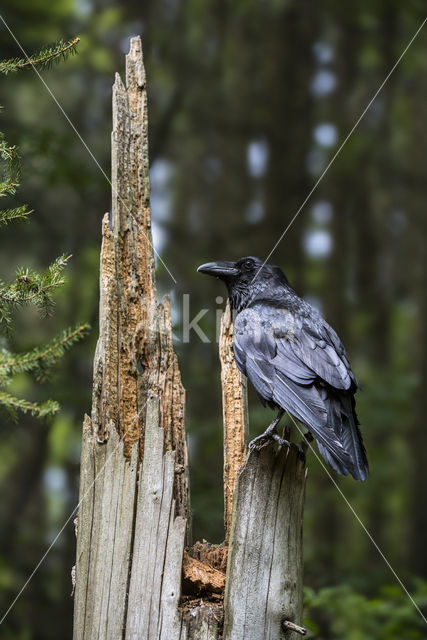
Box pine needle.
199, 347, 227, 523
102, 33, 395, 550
0, 35, 87, 421
0, 38, 80, 75
0, 391, 59, 420
0, 324, 90, 383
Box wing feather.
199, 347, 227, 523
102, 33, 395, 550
233, 304, 364, 479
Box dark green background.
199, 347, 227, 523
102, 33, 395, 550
1, 1, 427, 638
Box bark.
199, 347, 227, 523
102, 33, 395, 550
73, 37, 192, 639
219, 301, 249, 540
73, 36, 307, 640
224, 445, 306, 640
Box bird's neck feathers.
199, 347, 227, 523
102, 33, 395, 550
227, 270, 291, 313
228, 281, 257, 313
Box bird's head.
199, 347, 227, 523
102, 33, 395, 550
197, 256, 288, 311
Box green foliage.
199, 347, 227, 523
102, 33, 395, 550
0, 205, 30, 226
0, 324, 89, 384
0, 37, 87, 420
0, 38, 79, 230
0, 38, 80, 75
304, 582, 427, 639
0, 391, 59, 420
0, 129, 31, 228
0, 255, 72, 330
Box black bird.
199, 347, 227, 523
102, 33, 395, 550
198, 256, 368, 481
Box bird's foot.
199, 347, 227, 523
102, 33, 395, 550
249, 430, 290, 450
249, 408, 288, 449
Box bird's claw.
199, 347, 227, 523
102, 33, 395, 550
272, 433, 291, 447
249, 432, 290, 450
249, 434, 268, 449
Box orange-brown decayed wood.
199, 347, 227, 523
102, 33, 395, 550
219, 301, 249, 541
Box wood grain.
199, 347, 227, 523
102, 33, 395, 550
219, 301, 249, 540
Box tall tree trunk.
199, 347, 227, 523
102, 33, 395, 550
73, 37, 307, 639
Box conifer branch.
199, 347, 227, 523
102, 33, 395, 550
0, 35, 86, 421
0, 324, 90, 382
0, 255, 72, 323
0, 38, 80, 75
0, 205, 31, 226
0, 137, 18, 163
0, 391, 59, 419
0, 132, 20, 185
0, 181, 19, 197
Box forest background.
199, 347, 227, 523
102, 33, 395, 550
1, 2, 427, 638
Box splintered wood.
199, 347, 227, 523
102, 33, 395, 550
219, 302, 249, 540
182, 552, 226, 594
224, 445, 307, 639
73, 37, 192, 640
73, 35, 307, 640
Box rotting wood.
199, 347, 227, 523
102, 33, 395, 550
190, 540, 228, 573
73, 35, 307, 640
182, 551, 226, 594
219, 301, 249, 541
73, 37, 193, 640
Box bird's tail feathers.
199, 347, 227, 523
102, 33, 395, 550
316, 441, 351, 477
324, 393, 368, 481
308, 424, 354, 477
273, 374, 358, 477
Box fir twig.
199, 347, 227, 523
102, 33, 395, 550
0, 35, 86, 422
0, 205, 31, 226
0, 254, 72, 322
0, 137, 19, 163
0, 132, 21, 185
0, 324, 90, 383
0, 391, 59, 420
0, 38, 80, 75
0, 181, 19, 198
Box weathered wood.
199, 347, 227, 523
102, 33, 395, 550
73, 37, 192, 640
282, 619, 307, 636
182, 552, 226, 594
74, 35, 307, 640
218, 302, 307, 640
223, 444, 307, 640
125, 394, 187, 639
219, 301, 249, 540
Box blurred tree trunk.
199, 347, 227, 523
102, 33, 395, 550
263, 0, 318, 289
313, 12, 362, 584
408, 56, 427, 578
411, 260, 427, 578
73, 37, 307, 639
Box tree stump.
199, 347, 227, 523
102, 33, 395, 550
73, 36, 307, 640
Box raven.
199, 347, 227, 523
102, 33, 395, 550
198, 256, 368, 481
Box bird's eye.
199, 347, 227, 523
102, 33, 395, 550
243, 258, 255, 270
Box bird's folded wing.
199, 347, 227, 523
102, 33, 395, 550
233, 306, 354, 471
265, 307, 354, 390
233, 308, 327, 428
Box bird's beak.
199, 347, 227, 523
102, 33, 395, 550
197, 261, 238, 278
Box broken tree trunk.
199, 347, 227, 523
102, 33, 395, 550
73, 37, 307, 640
219, 305, 307, 639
